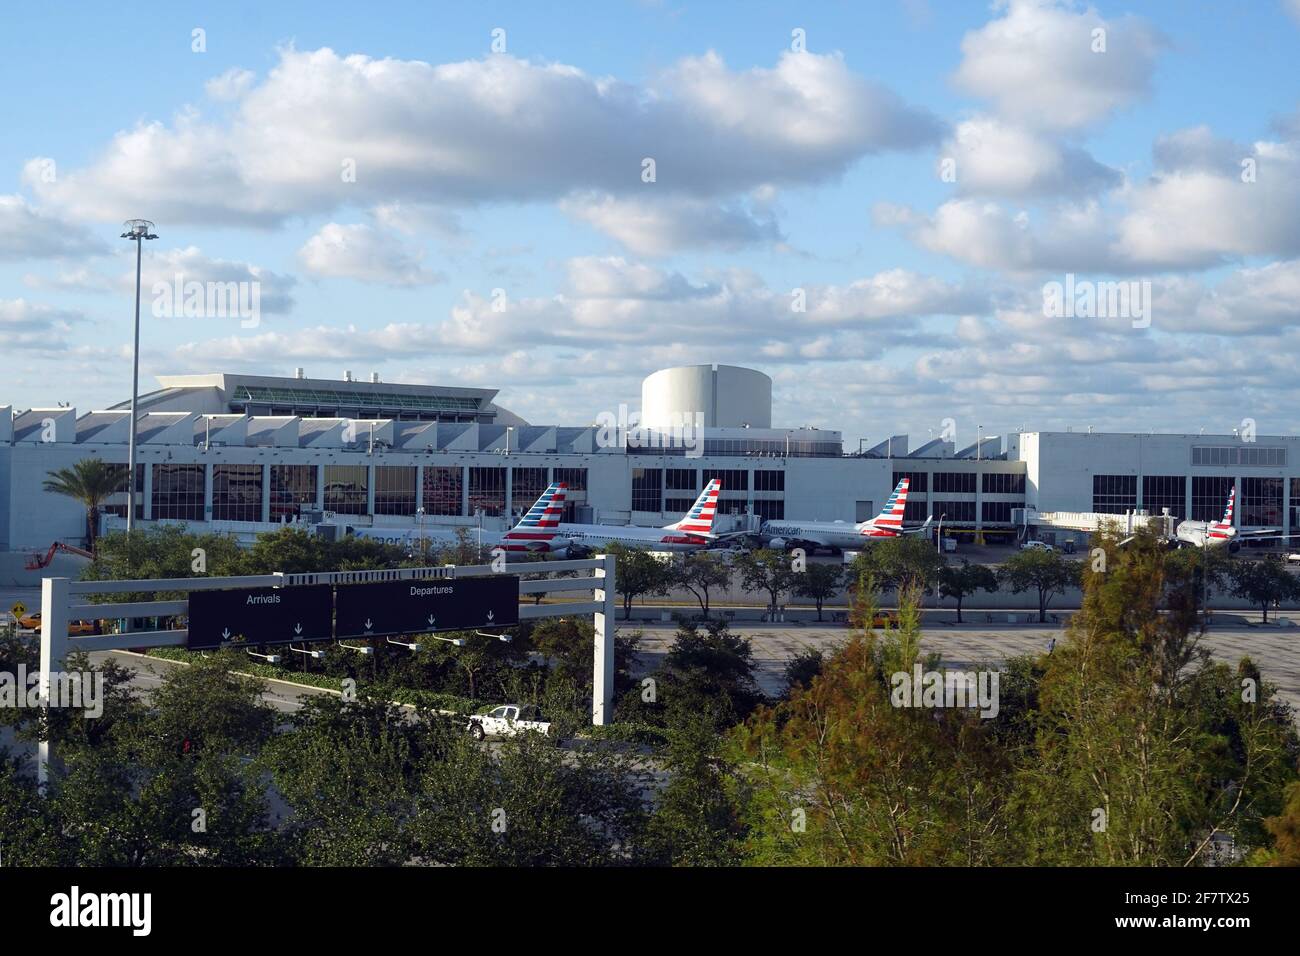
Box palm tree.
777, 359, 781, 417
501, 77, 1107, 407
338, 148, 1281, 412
43, 458, 130, 554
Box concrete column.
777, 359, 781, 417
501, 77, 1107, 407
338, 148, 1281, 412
1184, 478, 1193, 522
261, 463, 271, 523
505, 466, 513, 519
461, 465, 470, 516
592, 552, 616, 726
315, 464, 325, 510
142, 463, 153, 520
366, 463, 376, 516
415, 464, 424, 515
38, 576, 71, 793
203, 462, 214, 522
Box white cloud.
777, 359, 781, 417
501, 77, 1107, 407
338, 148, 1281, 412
27, 246, 297, 314
298, 223, 445, 286
561, 193, 781, 256
0, 194, 107, 261
25, 47, 941, 228
941, 116, 1120, 198
952, 0, 1165, 131
205, 68, 256, 101
0, 298, 84, 351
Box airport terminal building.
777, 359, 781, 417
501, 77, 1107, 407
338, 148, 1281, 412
2, 364, 1297, 570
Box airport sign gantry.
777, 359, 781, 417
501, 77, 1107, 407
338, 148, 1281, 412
36, 555, 616, 790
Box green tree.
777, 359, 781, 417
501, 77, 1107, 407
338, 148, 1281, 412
999, 548, 1079, 623
671, 552, 732, 618
42, 458, 130, 554
848, 536, 944, 595
734, 548, 797, 617
792, 561, 843, 622
938, 560, 1000, 623
607, 543, 669, 619
265, 696, 422, 866
1225, 557, 1300, 624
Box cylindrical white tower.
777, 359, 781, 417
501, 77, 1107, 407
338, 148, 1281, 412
641, 364, 772, 429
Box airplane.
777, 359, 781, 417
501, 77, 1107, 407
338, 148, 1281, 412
498, 478, 724, 556
754, 477, 933, 552
1160, 487, 1289, 552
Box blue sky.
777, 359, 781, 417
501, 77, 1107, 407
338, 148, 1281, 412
3, 0, 1299, 448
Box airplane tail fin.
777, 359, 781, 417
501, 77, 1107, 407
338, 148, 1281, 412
666, 478, 721, 533
863, 477, 909, 534
1214, 486, 1236, 530
511, 482, 566, 533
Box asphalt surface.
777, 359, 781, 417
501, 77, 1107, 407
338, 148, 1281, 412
630, 620, 1300, 715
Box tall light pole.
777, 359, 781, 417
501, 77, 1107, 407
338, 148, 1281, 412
120, 220, 157, 534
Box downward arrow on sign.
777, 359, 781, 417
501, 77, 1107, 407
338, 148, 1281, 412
294, 623, 302, 635
364, 618, 373, 630
221, 628, 231, 641
486, 610, 494, 622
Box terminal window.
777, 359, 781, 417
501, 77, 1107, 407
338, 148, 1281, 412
904, 500, 928, 521
1290, 478, 1300, 529
510, 467, 548, 513
421, 466, 462, 516
982, 473, 1026, 495
468, 467, 507, 516
1241, 477, 1283, 527
665, 497, 696, 515
932, 501, 976, 522
102, 463, 144, 521
1142, 475, 1186, 519
754, 499, 784, 521
753, 470, 785, 492
933, 472, 976, 494
1092, 474, 1137, 514
151, 464, 205, 521
981, 501, 1016, 523
893, 471, 928, 493
1191, 476, 1235, 522
212, 464, 262, 522
324, 465, 369, 515
374, 466, 417, 516
701, 469, 749, 493
1191, 445, 1286, 467
553, 467, 588, 492
271, 464, 316, 518
632, 467, 662, 512
665, 468, 698, 491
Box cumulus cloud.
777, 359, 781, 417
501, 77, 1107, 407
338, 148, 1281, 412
298, 223, 445, 286
561, 193, 781, 255
0, 195, 107, 261
0, 298, 85, 351
205, 68, 256, 101
941, 116, 1121, 198
952, 0, 1166, 131
25, 47, 942, 229
28, 246, 297, 314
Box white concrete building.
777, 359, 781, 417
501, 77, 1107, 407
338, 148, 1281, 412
2, 365, 1294, 574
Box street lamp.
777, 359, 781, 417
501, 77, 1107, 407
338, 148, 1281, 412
120, 219, 158, 534
937, 513, 947, 555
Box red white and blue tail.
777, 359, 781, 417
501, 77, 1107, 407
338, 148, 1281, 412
500, 482, 567, 550
665, 478, 721, 534
1209, 486, 1236, 540
861, 477, 909, 535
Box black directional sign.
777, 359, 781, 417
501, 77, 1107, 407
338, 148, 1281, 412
188, 585, 334, 649
335, 576, 519, 639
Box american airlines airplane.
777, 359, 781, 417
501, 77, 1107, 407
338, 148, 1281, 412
756, 477, 932, 552
498, 478, 723, 555
1165, 487, 1285, 551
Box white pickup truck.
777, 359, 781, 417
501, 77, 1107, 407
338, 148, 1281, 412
467, 704, 552, 740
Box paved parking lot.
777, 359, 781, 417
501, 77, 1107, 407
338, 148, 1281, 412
630, 621, 1300, 715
